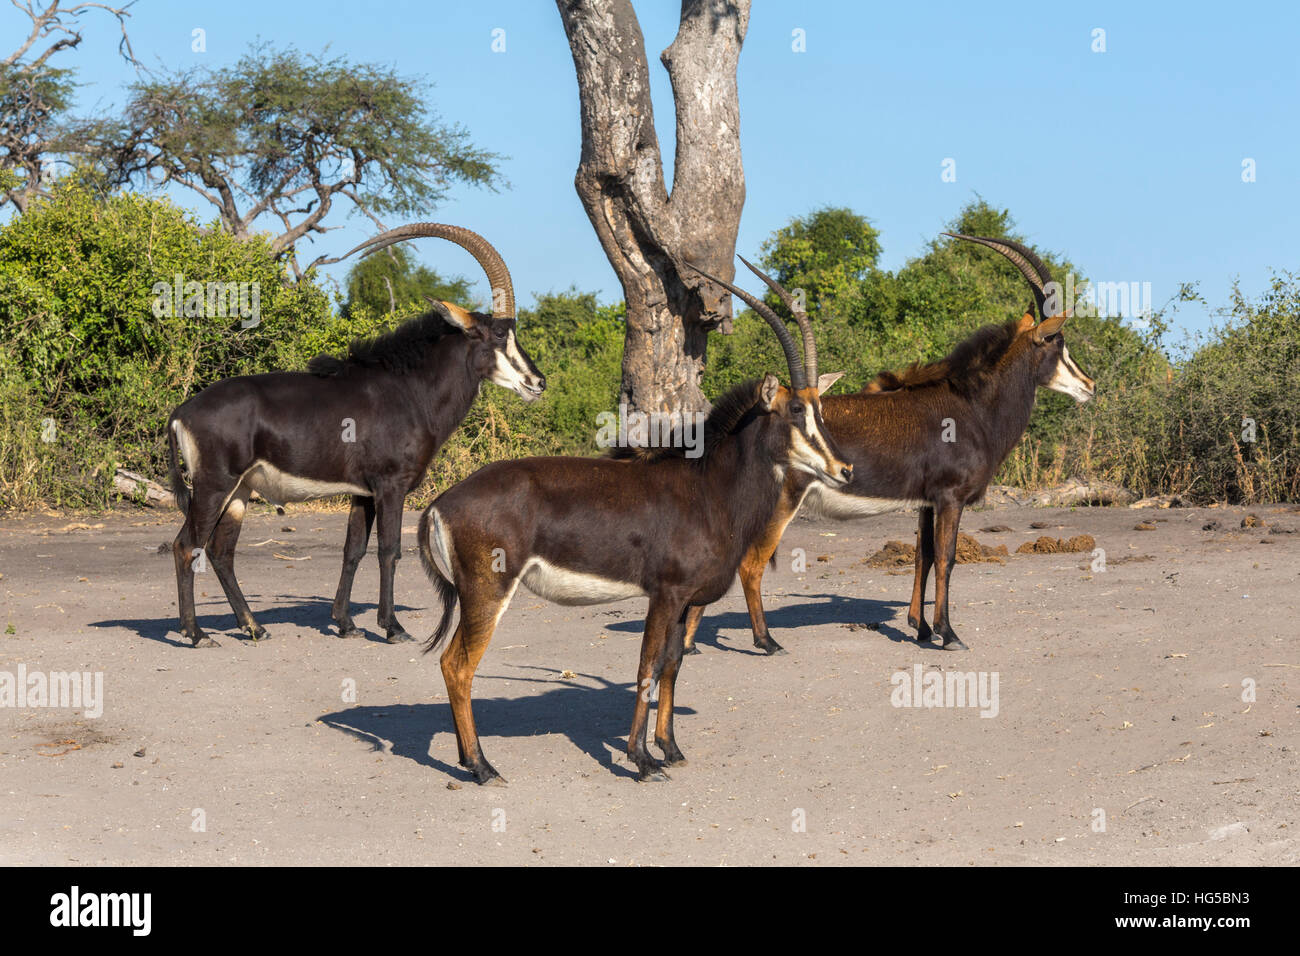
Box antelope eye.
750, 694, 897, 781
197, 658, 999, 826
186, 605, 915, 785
789, 402, 804, 416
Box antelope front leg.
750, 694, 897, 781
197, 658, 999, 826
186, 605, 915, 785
332, 495, 374, 638
374, 491, 414, 643
908, 506, 936, 644
931, 502, 968, 650
740, 537, 784, 654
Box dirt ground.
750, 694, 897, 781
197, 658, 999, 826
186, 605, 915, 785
0, 501, 1295, 866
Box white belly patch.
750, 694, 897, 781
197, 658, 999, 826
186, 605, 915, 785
241, 461, 369, 505
519, 556, 645, 606
803, 486, 924, 520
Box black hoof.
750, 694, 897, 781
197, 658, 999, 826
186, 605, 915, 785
632, 752, 668, 781
472, 766, 506, 787
656, 737, 687, 765
190, 634, 220, 648
942, 636, 969, 651
754, 634, 786, 655
684, 644, 702, 656
385, 630, 416, 644
337, 626, 364, 639
243, 625, 270, 643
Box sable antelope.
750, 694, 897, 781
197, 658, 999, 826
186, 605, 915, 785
682, 235, 1095, 654
416, 261, 852, 783
166, 224, 546, 648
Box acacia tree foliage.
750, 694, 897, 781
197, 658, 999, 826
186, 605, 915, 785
0, 0, 136, 214
758, 206, 881, 315
558, 0, 750, 415
92, 44, 502, 276
341, 246, 472, 319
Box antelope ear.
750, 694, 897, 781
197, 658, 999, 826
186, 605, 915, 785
1016, 310, 1036, 334
758, 373, 781, 410
426, 297, 476, 331
816, 371, 845, 395
1034, 312, 1068, 340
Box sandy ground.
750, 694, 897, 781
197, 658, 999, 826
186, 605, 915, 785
0, 501, 1295, 866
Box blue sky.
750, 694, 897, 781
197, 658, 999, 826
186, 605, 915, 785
8, 0, 1298, 336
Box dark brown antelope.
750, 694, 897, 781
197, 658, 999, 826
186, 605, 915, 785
166, 223, 546, 648
682, 235, 1095, 654
415, 260, 853, 784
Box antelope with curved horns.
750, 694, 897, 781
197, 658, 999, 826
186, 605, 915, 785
415, 258, 853, 784
682, 234, 1095, 654
166, 223, 546, 648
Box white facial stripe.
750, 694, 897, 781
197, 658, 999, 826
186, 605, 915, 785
1046, 345, 1094, 402
1066, 347, 1089, 380
489, 329, 543, 400
804, 410, 828, 455
790, 407, 847, 483
490, 348, 529, 388
789, 426, 826, 475
505, 329, 529, 373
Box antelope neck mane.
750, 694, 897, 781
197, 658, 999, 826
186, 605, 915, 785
863, 319, 1021, 397
606, 379, 763, 465
308, 310, 460, 377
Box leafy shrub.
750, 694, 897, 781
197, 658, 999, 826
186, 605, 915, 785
2, 187, 1294, 511
0, 181, 330, 507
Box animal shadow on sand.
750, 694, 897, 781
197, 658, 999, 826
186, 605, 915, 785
605, 591, 922, 650
320, 665, 698, 783
90, 595, 416, 648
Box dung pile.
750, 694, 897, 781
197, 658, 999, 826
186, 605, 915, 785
1016, 534, 1096, 555
957, 534, 1009, 563
863, 534, 1008, 568
863, 540, 914, 568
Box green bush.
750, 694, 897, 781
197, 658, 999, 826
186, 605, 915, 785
1, 186, 1294, 511
0, 180, 331, 508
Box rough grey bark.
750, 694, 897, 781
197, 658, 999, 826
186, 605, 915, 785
557, 0, 749, 415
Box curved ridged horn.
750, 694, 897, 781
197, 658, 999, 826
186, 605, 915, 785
944, 232, 1053, 318
737, 254, 817, 383
685, 262, 808, 391
341, 223, 516, 318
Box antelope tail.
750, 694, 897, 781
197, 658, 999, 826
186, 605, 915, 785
418, 507, 458, 655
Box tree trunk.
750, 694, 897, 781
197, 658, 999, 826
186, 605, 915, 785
557, 0, 749, 415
